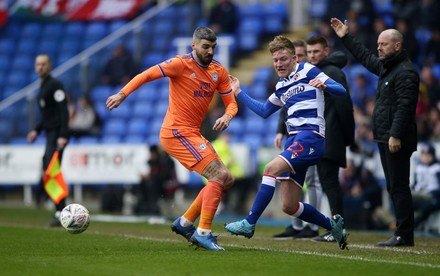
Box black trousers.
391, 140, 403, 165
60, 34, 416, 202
317, 158, 344, 217
378, 143, 414, 241
37, 128, 66, 212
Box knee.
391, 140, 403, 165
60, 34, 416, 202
263, 163, 277, 176
281, 201, 298, 216
218, 170, 234, 190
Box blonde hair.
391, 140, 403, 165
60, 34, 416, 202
268, 35, 295, 55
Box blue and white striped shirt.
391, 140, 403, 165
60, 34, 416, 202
270, 62, 328, 136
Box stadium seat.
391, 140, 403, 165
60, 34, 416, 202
101, 135, 122, 144
91, 85, 114, 102
0, 39, 15, 55
127, 118, 149, 137
142, 52, 166, 69
64, 22, 86, 37
244, 118, 266, 135
42, 23, 64, 39
8, 137, 28, 145
6, 72, 30, 88
108, 102, 132, 119
239, 3, 264, 18
77, 136, 100, 144
85, 22, 109, 39
0, 119, 14, 141
11, 55, 34, 71
38, 40, 59, 57
17, 39, 37, 56
226, 117, 244, 136
21, 22, 43, 39
102, 118, 126, 137
132, 101, 155, 119
238, 32, 260, 52
0, 54, 11, 71
109, 20, 128, 34
124, 134, 146, 144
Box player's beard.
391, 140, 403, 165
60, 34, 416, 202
196, 52, 213, 66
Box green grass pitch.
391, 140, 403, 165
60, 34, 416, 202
0, 207, 439, 275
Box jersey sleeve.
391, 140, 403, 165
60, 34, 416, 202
120, 64, 167, 96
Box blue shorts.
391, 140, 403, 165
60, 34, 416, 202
277, 131, 325, 187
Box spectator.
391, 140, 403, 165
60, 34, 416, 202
207, 0, 239, 35
136, 145, 178, 215
101, 45, 137, 87
350, 72, 376, 114
68, 95, 102, 138
424, 28, 440, 64
411, 143, 440, 229
340, 153, 383, 230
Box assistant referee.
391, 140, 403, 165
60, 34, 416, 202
27, 54, 69, 226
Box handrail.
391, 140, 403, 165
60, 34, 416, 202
0, 1, 177, 112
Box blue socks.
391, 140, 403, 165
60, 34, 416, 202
246, 175, 276, 225
295, 202, 331, 230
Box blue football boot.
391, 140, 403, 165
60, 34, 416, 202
330, 214, 348, 250
171, 217, 195, 242
224, 219, 255, 238
190, 232, 225, 251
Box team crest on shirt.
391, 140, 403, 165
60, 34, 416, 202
211, 73, 218, 82
198, 143, 207, 150
293, 73, 300, 81
165, 59, 172, 64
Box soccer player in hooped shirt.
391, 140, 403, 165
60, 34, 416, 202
225, 35, 349, 250
106, 27, 238, 251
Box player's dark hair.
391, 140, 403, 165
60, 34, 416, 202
193, 27, 217, 42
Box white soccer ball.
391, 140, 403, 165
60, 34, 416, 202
60, 203, 90, 234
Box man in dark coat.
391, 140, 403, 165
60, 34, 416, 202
331, 18, 419, 246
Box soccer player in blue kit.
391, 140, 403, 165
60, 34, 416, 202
225, 35, 348, 250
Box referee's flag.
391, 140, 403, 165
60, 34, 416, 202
44, 151, 68, 204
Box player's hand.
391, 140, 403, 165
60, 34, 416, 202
106, 92, 126, 110
309, 78, 327, 90
330, 18, 349, 38
229, 75, 241, 96
273, 133, 284, 150
27, 130, 38, 143
213, 114, 232, 131
57, 137, 68, 150
389, 136, 401, 153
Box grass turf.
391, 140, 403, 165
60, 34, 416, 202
0, 207, 439, 275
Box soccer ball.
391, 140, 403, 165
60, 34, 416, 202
60, 203, 90, 234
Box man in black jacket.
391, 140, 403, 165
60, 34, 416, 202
27, 54, 69, 226
331, 18, 419, 246
273, 36, 355, 241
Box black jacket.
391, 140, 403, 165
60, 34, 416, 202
35, 75, 69, 139
276, 52, 355, 167
341, 34, 419, 152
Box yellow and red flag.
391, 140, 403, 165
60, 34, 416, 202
44, 151, 69, 204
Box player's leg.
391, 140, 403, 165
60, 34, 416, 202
224, 156, 290, 238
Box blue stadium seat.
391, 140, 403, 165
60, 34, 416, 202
0, 39, 15, 55
109, 20, 128, 33
85, 22, 109, 39
91, 85, 114, 102
150, 118, 163, 137
124, 134, 146, 144
6, 72, 30, 88
152, 20, 175, 36
0, 54, 11, 71
239, 17, 264, 35
155, 100, 169, 118
150, 36, 170, 54
77, 136, 100, 144
1, 22, 21, 40
244, 118, 266, 135
17, 39, 37, 55
238, 32, 260, 52
11, 55, 34, 71
127, 118, 149, 137
253, 66, 274, 85
94, 103, 111, 121
21, 22, 43, 39
132, 101, 155, 119
38, 40, 59, 57
142, 52, 166, 69
64, 22, 86, 37
42, 23, 64, 39
0, 119, 14, 141
108, 102, 132, 119
226, 117, 244, 136
9, 137, 28, 145
239, 3, 264, 18
101, 135, 122, 144
102, 118, 126, 137
308, 0, 328, 18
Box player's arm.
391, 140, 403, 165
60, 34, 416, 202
213, 91, 238, 131
106, 65, 164, 110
